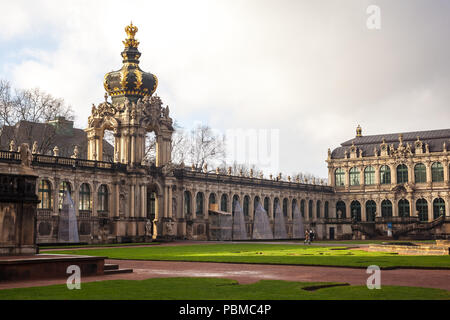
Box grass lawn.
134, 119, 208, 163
38, 242, 159, 250
43, 244, 450, 269
312, 240, 436, 245
0, 277, 448, 300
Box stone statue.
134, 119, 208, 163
249, 168, 253, 178
71, 145, 79, 159
31, 141, 38, 154
216, 167, 220, 174
18, 143, 32, 167
9, 140, 15, 152
425, 143, 430, 153
373, 147, 377, 157
203, 163, 208, 173
53, 146, 59, 157
145, 219, 152, 236
227, 167, 232, 175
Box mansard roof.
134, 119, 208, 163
331, 128, 450, 159
0, 119, 114, 160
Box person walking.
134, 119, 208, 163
309, 229, 315, 243
304, 230, 310, 245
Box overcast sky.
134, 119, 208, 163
0, 0, 449, 178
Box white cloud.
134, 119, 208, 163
2, 0, 449, 177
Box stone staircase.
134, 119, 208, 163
104, 263, 133, 275
394, 216, 446, 237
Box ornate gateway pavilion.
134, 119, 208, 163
0, 24, 449, 243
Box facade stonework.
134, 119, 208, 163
1, 25, 449, 243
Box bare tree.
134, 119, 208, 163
0, 80, 74, 153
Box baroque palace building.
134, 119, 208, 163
0, 24, 449, 243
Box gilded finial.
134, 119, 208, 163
123, 22, 139, 48
356, 124, 362, 137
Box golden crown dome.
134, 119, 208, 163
103, 23, 157, 104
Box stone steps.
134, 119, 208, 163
103, 263, 133, 275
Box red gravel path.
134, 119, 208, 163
0, 259, 449, 291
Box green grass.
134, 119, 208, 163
0, 277, 448, 300
312, 240, 436, 245
38, 242, 159, 250
43, 244, 450, 269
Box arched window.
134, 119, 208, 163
254, 196, 260, 215
416, 199, 428, 222
79, 183, 91, 211
243, 195, 250, 216
184, 191, 192, 214
58, 181, 71, 210
147, 191, 156, 220
366, 200, 376, 222
414, 163, 426, 183
263, 197, 270, 213
316, 200, 321, 218
324, 201, 329, 218
209, 193, 216, 205
232, 194, 240, 215
349, 167, 360, 186
38, 180, 52, 209
397, 164, 408, 184
336, 201, 346, 218
292, 199, 297, 215
273, 197, 280, 214
364, 166, 375, 185
282, 198, 288, 217
300, 199, 305, 217
381, 200, 392, 217
350, 200, 361, 221
97, 184, 108, 212
220, 194, 228, 212
380, 165, 391, 184
398, 199, 410, 217
196, 192, 204, 216
431, 162, 444, 182
335, 168, 345, 186
308, 199, 313, 218
433, 198, 445, 219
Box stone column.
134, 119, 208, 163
141, 185, 146, 218
168, 186, 173, 218
115, 183, 120, 217
390, 164, 397, 185
427, 196, 433, 222
53, 178, 59, 216
426, 162, 432, 184
361, 200, 367, 221
92, 182, 98, 217
130, 184, 135, 218
375, 165, 380, 185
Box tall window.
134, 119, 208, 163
254, 196, 260, 215
264, 197, 270, 213
336, 201, 346, 218
397, 164, 408, 184
273, 197, 280, 214
316, 201, 321, 218
414, 163, 426, 183
232, 195, 240, 215
324, 201, 329, 218
366, 200, 376, 222
209, 193, 216, 205
97, 184, 108, 212
398, 199, 410, 217
380, 165, 391, 184
350, 201, 361, 221
349, 167, 360, 186
364, 166, 375, 185
184, 191, 192, 214
300, 199, 305, 217
58, 181, 71, 209
38, 180, 52, 209
335, 168, 345, 186
308, 200, 313, 218
381, 200, 392, 217
147, 191, 156, 220
196, 192, 204, 216
431, 162, 444, 182
79, 183, 91, 211
292, 199, 297, 216
433, 198, 445, 219
282, 198, 288, 217
416, 199, 428, 222
220, 194, 228, 212
244, 195, 250, 216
